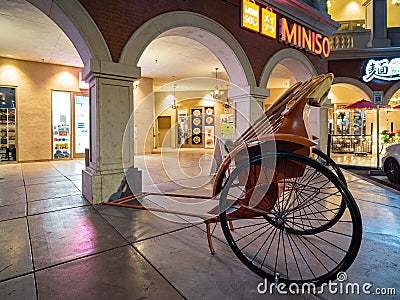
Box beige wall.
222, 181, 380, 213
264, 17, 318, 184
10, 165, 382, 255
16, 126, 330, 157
0, 57, 82, 161
134, 77, 154, 155
328, 0, 400, 28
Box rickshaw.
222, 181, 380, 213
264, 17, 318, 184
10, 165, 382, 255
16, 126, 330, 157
105, 73, 362, 286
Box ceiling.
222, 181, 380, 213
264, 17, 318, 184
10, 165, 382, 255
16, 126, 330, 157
0, 0, 300, 91
0, 0, 82, 67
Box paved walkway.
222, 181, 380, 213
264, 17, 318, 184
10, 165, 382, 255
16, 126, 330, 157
0, 152, 399, 299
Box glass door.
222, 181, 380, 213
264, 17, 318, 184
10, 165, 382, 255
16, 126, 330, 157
52, 91, 71, 159
74, 94, 89, 157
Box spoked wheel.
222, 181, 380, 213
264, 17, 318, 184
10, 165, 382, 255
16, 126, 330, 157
311, 148, 346, 185
384, 158, 400, 183
307, 148, 347, 234
219, 152, 362, 285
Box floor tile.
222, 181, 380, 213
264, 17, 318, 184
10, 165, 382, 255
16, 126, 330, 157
36, 245, 183, 300
24, 176, 68, 186
25, 181, 81, 201
0, 186, 26, 205
0, 201, 26, 221
0, 274, 36, 300
135, 226, 295, 300
28, 195, 89, 215
0, 218, 33, 281
97, 204, 194, 243
28, 206, 128, 269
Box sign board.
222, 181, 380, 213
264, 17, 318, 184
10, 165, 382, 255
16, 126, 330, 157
240, 0, 331, 57
261, 7, 276, 39
363, 58, 400, 82
373, 91, 384, 105
241, 0, 260, 32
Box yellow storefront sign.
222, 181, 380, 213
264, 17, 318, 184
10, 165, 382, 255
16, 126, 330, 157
241, 0, 260, 32
261, 7, 277, 39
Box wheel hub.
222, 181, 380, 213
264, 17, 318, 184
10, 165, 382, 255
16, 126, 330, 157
275, 215, 285, 227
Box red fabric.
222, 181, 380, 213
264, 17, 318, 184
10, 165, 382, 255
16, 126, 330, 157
343, 99, 377, 110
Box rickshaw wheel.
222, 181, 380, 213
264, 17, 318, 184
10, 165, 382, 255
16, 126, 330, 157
219, 152, 362, 285
268, 148, 347, 235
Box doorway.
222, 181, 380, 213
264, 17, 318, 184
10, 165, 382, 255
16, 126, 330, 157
157, 116, 171, 148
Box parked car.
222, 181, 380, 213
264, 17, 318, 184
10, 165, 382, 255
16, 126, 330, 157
382, 144, 400, 183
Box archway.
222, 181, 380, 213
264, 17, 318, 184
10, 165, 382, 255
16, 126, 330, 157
120, 11, 255, 88
259, 48, 318, 89
27, 0, 111, 64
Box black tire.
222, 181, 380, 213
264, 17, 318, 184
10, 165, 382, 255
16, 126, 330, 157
385, 157, 400, 183
219, 152, 362, 286
312, 148, 346, 185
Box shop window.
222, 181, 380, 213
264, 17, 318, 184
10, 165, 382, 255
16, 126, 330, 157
336, 111, 350, 134
52, 91, 71, 159
0, 87, 16, 162
74, 95, 89, 156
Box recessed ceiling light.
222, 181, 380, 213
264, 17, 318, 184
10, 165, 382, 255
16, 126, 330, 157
6, 54, 13, 58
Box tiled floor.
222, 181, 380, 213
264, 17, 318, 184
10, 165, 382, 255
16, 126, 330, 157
0, 152, 399, 299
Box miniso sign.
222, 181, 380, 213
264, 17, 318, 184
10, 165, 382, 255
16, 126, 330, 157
363, 58, 400, 82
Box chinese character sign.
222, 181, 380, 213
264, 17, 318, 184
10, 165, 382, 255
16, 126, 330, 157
242, 0, 260, 32
261, 8, 276, 39
363, 58, 400, 82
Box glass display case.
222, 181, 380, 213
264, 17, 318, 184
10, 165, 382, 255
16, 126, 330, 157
0, 87, 16, 162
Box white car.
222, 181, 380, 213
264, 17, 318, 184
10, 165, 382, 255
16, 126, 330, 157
382, 144, 400, 183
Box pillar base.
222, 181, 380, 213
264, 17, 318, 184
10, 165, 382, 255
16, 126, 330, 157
82, 166, 142, 204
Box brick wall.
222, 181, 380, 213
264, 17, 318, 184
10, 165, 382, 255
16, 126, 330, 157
328, 59, 394, 94
78, 0, 328, 84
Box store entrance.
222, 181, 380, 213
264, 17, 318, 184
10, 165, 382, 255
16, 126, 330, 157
52, 91, 89, 159
157, 116, 171, 148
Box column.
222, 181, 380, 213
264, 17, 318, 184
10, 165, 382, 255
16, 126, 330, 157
82, 59, 142, 204
368, 0, 391, 47
229, 86, 269, 136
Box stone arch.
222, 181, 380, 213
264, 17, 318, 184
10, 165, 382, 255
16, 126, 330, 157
259, 48, 318, 88
384, 82, 400, 105
119, 11, 255, 88
27, 0, 112, 65
332, 77, 374, 102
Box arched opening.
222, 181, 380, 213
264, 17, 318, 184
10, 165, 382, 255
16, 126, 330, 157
262, 51, 322, 148
0, 0, 107, 164
120, 13, 253, 196
327, 79, 392, 167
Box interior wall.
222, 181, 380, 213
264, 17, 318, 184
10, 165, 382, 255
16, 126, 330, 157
0, 57, 81, 161
154, 90, 227, 149
328, 0, 400, 28
328, 1, 365, 22
134, 77, 154, 155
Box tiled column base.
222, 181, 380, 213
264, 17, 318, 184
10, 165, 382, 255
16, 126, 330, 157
82, 167, 142, 204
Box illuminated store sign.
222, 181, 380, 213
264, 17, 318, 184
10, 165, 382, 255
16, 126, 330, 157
279, 18, 330, 58
241, 0, 331, 58
363, 58, 400, 82
261, 7, 277, 39
242, 0, 260, 32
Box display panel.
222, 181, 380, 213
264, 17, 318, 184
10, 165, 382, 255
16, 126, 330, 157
191, 108, 203, 145
0, 87, 16, 161
74, 95, 90, 154
52, 91, 71, 159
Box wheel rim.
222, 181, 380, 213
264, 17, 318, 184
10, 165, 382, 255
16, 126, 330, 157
386, 159, 400, 182
219, 152, 362, 285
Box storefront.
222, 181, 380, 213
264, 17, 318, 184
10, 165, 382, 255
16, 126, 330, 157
328, 56, 400, 166
1, 0, 338, 202
0, 57, 89, 162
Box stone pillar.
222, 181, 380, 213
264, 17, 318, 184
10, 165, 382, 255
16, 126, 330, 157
82, 59, 142, 204
229, 86, 269, 136
368, 0, 391, 47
